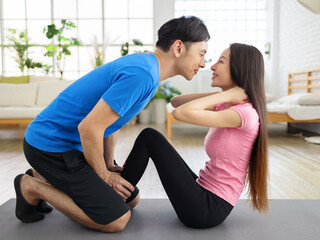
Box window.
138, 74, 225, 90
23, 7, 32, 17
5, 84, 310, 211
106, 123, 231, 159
175, 0, 268, 66
0, 0, 153, 79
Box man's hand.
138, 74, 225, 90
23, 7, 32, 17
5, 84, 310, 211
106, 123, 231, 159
101, 171, 134, 200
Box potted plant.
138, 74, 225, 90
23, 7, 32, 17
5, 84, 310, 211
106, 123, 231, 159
139, 101, 152, 124
43, 19, 81, 79
151, 82, 181, 124
5, 29, 43, 75
91, 33, 120, 69
120, 39, 151, 56
91, 35, 104, 69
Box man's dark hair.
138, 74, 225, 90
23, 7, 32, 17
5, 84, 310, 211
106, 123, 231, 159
156, 16, 210, 52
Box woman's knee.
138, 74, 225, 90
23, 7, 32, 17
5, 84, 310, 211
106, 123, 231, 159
99, 210, 131, 233
139, 128, 167, 146
140, 128, 162, 139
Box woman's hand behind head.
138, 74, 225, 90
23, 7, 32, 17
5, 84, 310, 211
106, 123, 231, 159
223, 86, 248, 105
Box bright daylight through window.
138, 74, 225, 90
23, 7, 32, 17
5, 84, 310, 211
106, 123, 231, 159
0, 0, 153, 79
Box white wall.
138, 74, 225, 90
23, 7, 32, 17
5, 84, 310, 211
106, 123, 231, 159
277, 0, 320, 133
153, 0, 175, 45
277, 0, 320, 96
264, 0, 279, 95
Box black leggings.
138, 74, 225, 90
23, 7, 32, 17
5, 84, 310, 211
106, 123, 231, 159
121, 128, 233, 228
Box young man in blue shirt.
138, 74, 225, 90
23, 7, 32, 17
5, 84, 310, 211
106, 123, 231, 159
14, 16, 210, 232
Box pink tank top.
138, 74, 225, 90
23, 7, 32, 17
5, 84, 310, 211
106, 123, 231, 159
196, 103, 259, 206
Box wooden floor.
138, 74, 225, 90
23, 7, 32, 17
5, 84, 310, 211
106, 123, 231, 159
0, 123, 319, 205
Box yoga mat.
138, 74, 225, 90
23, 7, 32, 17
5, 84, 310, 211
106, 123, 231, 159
0, 199, 319, 240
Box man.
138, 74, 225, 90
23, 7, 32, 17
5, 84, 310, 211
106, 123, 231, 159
14, 16, 210, 232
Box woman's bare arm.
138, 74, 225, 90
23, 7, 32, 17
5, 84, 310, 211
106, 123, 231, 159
170, 92, 220, 108
172, 87, 248, 128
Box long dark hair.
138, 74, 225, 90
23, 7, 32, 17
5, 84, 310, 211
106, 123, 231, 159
229, 43, 269, 212
156, 16, 210, 52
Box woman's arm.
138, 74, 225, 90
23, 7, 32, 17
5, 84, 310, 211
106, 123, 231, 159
172, 87, 248, 128
170, 92, 219, 108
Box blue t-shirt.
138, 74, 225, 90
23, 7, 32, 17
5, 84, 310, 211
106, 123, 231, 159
25, 53, 159, 152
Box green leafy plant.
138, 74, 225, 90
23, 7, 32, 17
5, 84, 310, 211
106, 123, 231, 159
43, 19, 81, 79
91, 34, 119, 69
153, 82, 181, 103
92, 46, 104, 69
5, 29, 43, 74
42, 64, 53, 75
140, 82, 181, 111
92, 40, 104, 69
121, 39, 150, 56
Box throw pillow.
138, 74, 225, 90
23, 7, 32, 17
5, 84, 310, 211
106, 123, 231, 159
1, 75, 29, 84
297, 93, 320, 105
36, 80, 75, 106
265, 92, 275, 103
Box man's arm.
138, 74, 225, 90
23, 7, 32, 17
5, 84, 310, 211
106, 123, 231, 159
103, 130, 123, 172
78, 98, 134, 200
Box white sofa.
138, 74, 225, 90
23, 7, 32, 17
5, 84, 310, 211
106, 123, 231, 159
0, 76, 74, 125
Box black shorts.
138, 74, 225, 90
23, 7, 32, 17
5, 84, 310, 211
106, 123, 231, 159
23, 138, 130, 225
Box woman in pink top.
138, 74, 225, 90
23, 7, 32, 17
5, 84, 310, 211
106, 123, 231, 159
121, 43, 268, 228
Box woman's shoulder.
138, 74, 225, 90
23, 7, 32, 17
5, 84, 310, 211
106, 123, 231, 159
230, 102, 256, 113
230, 103, 259, 129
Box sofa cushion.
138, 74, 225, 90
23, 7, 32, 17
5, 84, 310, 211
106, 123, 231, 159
36, 80, 75, 106
0, 106, 44, 118
1, 75, 29, 84
29, 75, 59, 83
0, 83, 38, 107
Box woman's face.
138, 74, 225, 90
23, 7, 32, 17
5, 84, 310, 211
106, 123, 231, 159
210, 48, 235, 91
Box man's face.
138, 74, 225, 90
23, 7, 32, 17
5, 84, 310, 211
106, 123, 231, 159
178, 41, 208, 80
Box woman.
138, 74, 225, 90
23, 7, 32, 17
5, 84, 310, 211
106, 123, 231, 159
121, 43, 268, 228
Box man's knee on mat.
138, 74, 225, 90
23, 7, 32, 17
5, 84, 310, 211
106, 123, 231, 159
99, 210, 131, 233
128, 192, 140, 209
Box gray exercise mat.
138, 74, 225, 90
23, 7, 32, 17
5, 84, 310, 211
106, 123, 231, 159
0, 199, 319, 240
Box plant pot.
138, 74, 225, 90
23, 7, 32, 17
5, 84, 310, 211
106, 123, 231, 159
139, 108, 151, 124
153, 98, 167, 124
